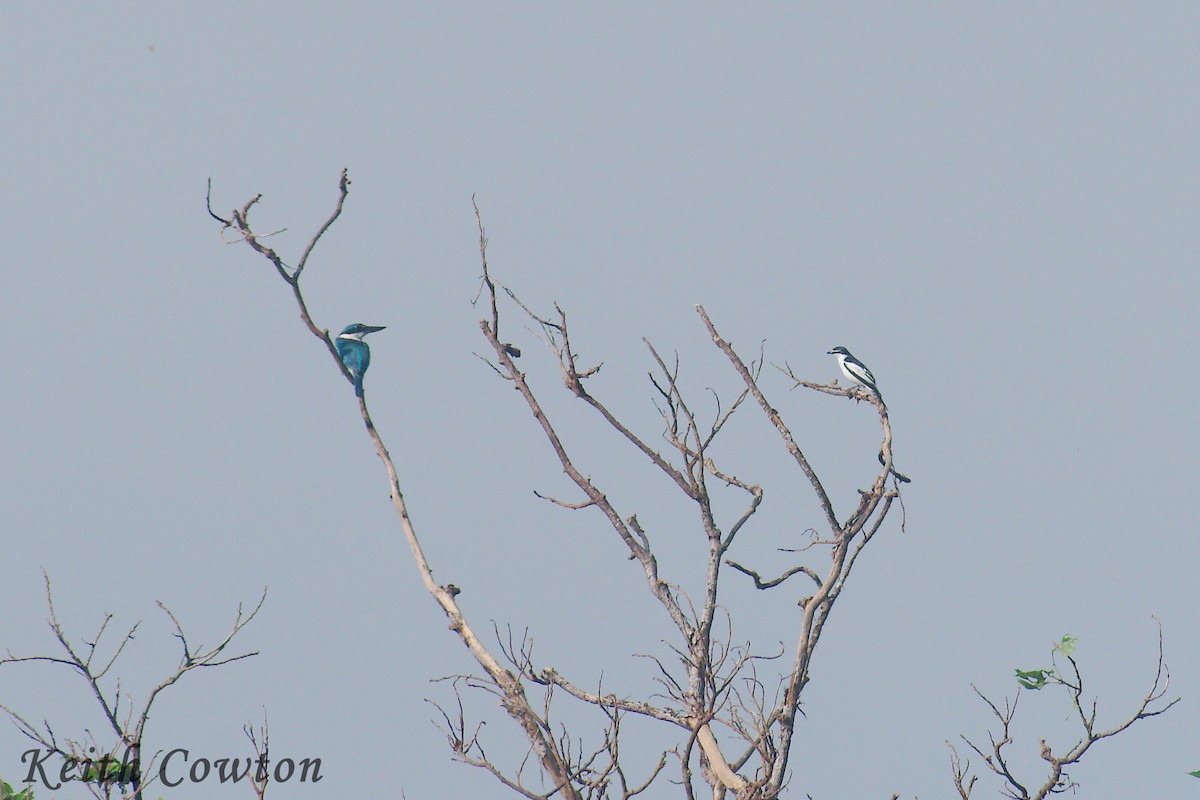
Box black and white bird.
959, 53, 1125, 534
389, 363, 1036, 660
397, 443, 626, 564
827, 346, 882, 402
828, 346, 908, 481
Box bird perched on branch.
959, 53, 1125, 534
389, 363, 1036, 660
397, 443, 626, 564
336, 323, 386, 397
827, 346, 882, 403
829, 346, 908, 482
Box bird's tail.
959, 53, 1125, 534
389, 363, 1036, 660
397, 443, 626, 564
354, 374, 364, 398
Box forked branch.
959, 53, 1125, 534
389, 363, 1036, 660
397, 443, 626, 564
955, 624, 1178, 800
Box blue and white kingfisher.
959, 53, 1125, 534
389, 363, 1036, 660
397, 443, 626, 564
335, 323, 386, 397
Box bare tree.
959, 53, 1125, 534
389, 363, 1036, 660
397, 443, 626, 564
207, 173, 908, 799
206, 172, 1174, 798
0, 572, 264, 800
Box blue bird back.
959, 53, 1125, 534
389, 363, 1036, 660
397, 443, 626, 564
336, 338, 371, 397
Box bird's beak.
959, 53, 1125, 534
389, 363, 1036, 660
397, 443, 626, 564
364, 325, 387, 334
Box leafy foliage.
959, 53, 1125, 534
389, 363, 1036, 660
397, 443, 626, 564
0, 779, 35, 800
1014, 634, 1079, 689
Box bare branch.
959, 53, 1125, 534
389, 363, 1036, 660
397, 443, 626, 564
725, 560, 821, 591
293, 168, 350, 281
243, 710, 270, 800
479, 305, 695, 643
134, 588, 266, 742
536, 668, 685, 726
532, 490, 596, 510
697, 307, 841, 535
205, 177, 231, 225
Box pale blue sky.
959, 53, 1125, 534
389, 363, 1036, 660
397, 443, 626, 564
2, 4, 1197, 798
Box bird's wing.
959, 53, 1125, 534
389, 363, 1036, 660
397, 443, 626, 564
338, 340, 369, 374
845, 358, 877, 387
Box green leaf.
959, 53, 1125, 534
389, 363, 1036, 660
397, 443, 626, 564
1055, 634, 1078, 657
0, 780, 35, 800
1015, 668, 1053, 690
1189, 769, 1200, 778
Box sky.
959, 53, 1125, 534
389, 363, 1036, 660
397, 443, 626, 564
2, 4, 1198, 799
